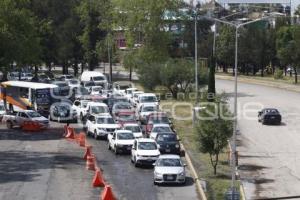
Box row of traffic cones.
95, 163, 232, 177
64, 125, 117, 200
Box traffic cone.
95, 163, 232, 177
92, 168, 105, 187
79, 133, 86, 147
65, 127, 75, 139
86, 154, 95, 171
83, 146, 92, 160
101, 185, 116, 200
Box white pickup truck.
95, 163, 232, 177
3, 110, 49, 129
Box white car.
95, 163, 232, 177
131, 138, 160, 167
85, 114, 120, 139
136, 93, 159, 111
130, 91, 144, 107
153, 155, 186, 185
89, 86, 103, 95
86, 102, 109, 116
72, 99, 90, 120
113, 82, 133, 96
124, 88, 138, 100
81, 71, 108, 87
149, 124, 174, 139
123, 123, 143, 138
107, 130, 135, 154
138, 103, 159, 123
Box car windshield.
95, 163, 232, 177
91, 106, 108, 114
156, 158, 182, 167
138, 142, 157, 150
65, 75, 73, 79
97, 117, 115, 124
85, 82, 95, 87
156, 134, 177, 142
57, 105, 70, 112
152, 126, 172, 133
115, 104, 131, 110
56, 83, 68, 87
117, 132, 134, 140
141, 96, 157, 103
118, 114, 135, 121
79, 87, 89, 95
92, 87, 101, 92
125, 126, 141, 133
143, 106, 157, 112
265, 109, 279, 113
93, 76, 105, 81
27, 112, 41, 118
152, 116, 169, 124
70, 80, 79, 84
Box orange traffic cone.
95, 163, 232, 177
83, 146, 92, 160
65, 127, 75, 139
101, 185, 116, 200
86, 154, 95, 171
92, 168, 105, 187
79, 133, 86, 147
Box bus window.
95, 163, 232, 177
20, 87, 29, 99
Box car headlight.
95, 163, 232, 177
179, 171, 185, 176
175, 144, 180, 148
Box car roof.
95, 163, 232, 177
123, 123, 140, 127
136, 138, 156, 143
158, 154, 181, 159
153, 124, 170, 128
115, 130, 133, 134
87, 102, 107, 106
139, 93, 156, 97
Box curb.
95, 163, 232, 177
216, 75, 300, 93
180, 143, 207, 200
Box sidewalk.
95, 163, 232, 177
216, 74, 300, 93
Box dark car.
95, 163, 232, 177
155, 132, 180, 155
145, 112, 172, 134
49, 100, 78, 123
258, 108, 282, 125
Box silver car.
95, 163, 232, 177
153, 154, 186, 185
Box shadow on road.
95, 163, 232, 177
0, 128, 63, 141
0, 150, 83, 184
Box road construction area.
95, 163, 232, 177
0, 122, 199, 200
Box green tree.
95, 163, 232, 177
195, 98, 232, 175
0, 0, 41, 79
276, 26, 300, 83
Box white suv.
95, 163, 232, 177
131, 138, 160, 167
123, 123, 143, 138
85, 114, 120, 139
107, 130, 135, 154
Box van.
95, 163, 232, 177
81, 71, 108, 87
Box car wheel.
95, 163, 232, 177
7, 121, 13, 129
262, 120, 266, 125
134, 157, 139, 167
94, 130, 98, 140
114, 146, 118, 155
108, 142, 111, 150
153, 180, 157, 185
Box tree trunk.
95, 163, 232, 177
129, 65, 132, 81
294, 67, 298, 84
261, 66, 264, 77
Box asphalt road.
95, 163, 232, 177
216, 79, 300, 199
0, 121, 198, 200
84, 134, 199, 200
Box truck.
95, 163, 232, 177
3, 110, 49, 129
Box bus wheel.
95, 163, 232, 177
7, 121, 13, 129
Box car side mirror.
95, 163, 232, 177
152, 163, 156, 166
132, 146, 136, 150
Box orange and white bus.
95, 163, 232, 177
0, 81, 58, 116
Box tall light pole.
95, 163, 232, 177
212, 15, 273, 195
195, 13, 198, 102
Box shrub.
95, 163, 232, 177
274, 69, 283, 79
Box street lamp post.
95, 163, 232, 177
212, 15, 273, 196
195, 13, 198, 102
